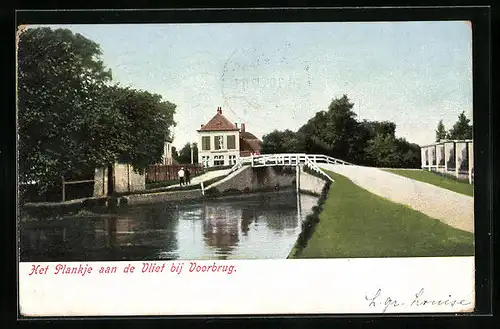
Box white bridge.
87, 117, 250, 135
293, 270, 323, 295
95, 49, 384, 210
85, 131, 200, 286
229, 153, 352, 183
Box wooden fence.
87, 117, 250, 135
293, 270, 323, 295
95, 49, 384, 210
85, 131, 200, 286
61, 176, 95, 201
146, 164, 204, 182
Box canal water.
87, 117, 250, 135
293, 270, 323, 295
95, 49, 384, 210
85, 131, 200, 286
20, 191, 319, 261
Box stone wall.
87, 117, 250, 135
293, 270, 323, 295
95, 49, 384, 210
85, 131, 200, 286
299, 170, 326, 196
123, 189, 202, 206
209, 166, 296, 194
94, 163, 146, 196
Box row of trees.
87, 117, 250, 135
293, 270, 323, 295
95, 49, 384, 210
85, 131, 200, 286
172, 143, 199, 164
261, 95, 421, 168
18, 27, 177, 195
435, 112, 473, 142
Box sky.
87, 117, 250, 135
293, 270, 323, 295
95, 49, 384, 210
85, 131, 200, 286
36, 22, 472, 149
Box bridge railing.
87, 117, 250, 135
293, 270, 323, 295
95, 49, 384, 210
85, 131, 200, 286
305, 154, 352, 165
250, 153, 352, 167
228, 156, 251, 174
228, 153, 351, 174
303, 157, 335, 182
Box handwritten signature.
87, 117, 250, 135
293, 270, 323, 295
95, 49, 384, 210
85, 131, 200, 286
365, 288, 471, 313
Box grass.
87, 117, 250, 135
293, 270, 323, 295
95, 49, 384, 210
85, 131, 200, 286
383, 169, 474, 197
146, 180, 178, 189
291, 170, 474, 258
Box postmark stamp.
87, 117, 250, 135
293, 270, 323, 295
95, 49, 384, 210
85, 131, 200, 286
220, 45, 312, 121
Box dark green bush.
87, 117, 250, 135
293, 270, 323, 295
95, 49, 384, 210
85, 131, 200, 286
291, 178, 332, 257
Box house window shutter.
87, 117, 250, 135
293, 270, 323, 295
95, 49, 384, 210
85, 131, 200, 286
202, 136, 211, 150
227, 135, 235, 149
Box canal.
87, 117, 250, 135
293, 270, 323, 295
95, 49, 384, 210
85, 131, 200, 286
20, 191, 319, 261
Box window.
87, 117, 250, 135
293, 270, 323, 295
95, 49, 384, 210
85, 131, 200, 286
229, 155, 237, 165
227, 135, 236, 149
202, 136, 211, 150
215, 136, 224, 150
201, 156, 210, 168
214, 155, 225, 166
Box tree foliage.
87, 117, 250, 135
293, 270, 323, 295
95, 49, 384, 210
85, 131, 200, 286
364, 133, 399, 167
171, 146, 179, 161
260, 95, 421, 168
108, 86, 176, 173
18, 27, 113, 192
435, 120, 447, 142
174, 142, 198, 164
17, 27, 176, 195
261, 129, 300, 154
297, 95, 359, 160
447, 111, 473, 140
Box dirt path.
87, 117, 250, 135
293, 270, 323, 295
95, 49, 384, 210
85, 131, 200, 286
163, 168, 231, 189
320, 164, 474, 233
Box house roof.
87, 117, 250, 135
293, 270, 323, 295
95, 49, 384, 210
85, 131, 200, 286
198, 113, 239, 132
240, 131, 258, 140
240, 138, 261, 152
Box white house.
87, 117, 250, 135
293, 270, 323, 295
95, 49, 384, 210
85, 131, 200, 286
197, 106, 261, 168
197, 107, 240, 167
161, 138, 174, 165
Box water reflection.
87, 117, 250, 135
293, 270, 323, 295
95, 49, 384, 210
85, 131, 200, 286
20, 191, 319, 261
241, 208, 254, 236
203, 205, 241, 259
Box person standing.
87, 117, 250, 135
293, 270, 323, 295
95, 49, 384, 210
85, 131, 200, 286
185, 168, 191, 185
178, 167, 185, 186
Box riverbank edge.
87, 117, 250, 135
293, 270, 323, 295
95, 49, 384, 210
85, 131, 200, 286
287, 167, 332, 259
19, 185, 299, 220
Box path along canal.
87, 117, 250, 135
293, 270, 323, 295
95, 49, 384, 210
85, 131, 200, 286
20, 191, 318, 261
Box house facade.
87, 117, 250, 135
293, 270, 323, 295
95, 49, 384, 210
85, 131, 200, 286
197, 106, 261, 168
93, 163, 146, 196
161, 138, 174, 165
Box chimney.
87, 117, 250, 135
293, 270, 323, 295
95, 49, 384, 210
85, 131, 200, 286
235, 123, 238, 129
241, 123, 246, 132
200, 124, 203, 128
217, 106, 222, 115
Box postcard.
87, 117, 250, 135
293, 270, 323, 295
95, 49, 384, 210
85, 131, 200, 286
17, 17, 477, 316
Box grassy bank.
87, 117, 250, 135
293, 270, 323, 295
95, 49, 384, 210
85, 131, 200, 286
384, 169, 474, 197
291, 170, 474, 258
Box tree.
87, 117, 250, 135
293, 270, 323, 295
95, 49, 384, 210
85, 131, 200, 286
171, 146, 179, 161
297, 111, 330, 155
261, 129, 300, 154
261, 93, 421, 168
18, 27, 115, 194
448, 111, 473, 140
174, 142, 198, 164
17, 27, 177, 198
298, 95, 359, 162
353, 120, 397, 165
192, 143, 199, 164
360, 120, 396, 139
435, 120, 447, 141
109, 86, 176, 172
394, 138, 421, 168
364, 133, 400, 167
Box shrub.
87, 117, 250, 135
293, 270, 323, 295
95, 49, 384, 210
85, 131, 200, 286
291, 178, 332, 257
